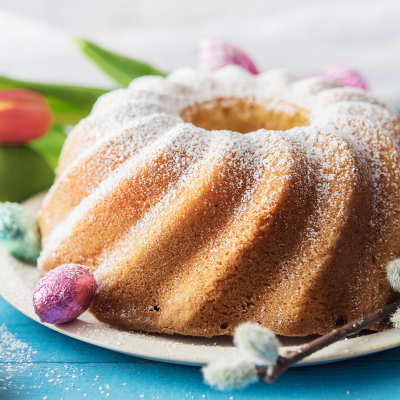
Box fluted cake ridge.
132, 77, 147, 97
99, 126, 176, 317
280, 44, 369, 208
38, 66, 400, 337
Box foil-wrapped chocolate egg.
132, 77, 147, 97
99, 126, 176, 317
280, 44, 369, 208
197, 38, 259, 75
0, 202, 41, 262
316, 63, 368, 90
33, 264, 97, 324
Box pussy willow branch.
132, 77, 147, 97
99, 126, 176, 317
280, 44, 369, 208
258, 299, 400, 383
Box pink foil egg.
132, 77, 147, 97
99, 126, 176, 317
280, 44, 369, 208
33, 264, 97, 324
316, 63, 368, 90
198, 38, 259, 75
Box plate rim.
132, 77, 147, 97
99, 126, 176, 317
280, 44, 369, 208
1, 191, 400, 367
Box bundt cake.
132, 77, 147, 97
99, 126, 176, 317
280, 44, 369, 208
38, 66, 400, 337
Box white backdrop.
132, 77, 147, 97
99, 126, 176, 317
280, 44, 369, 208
0, 0, 399, 103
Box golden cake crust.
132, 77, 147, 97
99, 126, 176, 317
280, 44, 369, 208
38, 67, 400, 337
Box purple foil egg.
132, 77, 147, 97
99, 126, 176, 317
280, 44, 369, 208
33, 264, 97, 324
197, 38, 259, 75
316, 63, 368, 90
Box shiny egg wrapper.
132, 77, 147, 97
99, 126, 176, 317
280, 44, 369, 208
33, 264, 97, 324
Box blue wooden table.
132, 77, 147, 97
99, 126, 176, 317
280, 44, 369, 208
2, 294, 400, 400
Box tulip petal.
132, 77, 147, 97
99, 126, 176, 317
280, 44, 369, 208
0, 90, 53, 144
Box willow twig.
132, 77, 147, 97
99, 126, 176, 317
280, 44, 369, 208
257, 299, 400, 383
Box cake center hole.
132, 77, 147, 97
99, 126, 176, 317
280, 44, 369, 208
181, 97, 309, 134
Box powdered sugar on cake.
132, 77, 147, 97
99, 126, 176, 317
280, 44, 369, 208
37, 66, 400, 337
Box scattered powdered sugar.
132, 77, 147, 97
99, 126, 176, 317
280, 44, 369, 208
75, 321, 148, 346
1, 357, 116, 396
0, 325, 33, 364
0, 324, 33, 390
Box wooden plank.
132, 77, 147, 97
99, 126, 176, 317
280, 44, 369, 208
2, 295, 400, 399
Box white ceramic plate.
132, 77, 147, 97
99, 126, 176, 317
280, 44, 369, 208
1, 192, 400, 367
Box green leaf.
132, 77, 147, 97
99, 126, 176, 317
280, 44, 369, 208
0, 145, 55, 202
0, 75, 108, 112
75, 38, 167, 87
28, 125, 68, 170
46, 96, 89, 125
